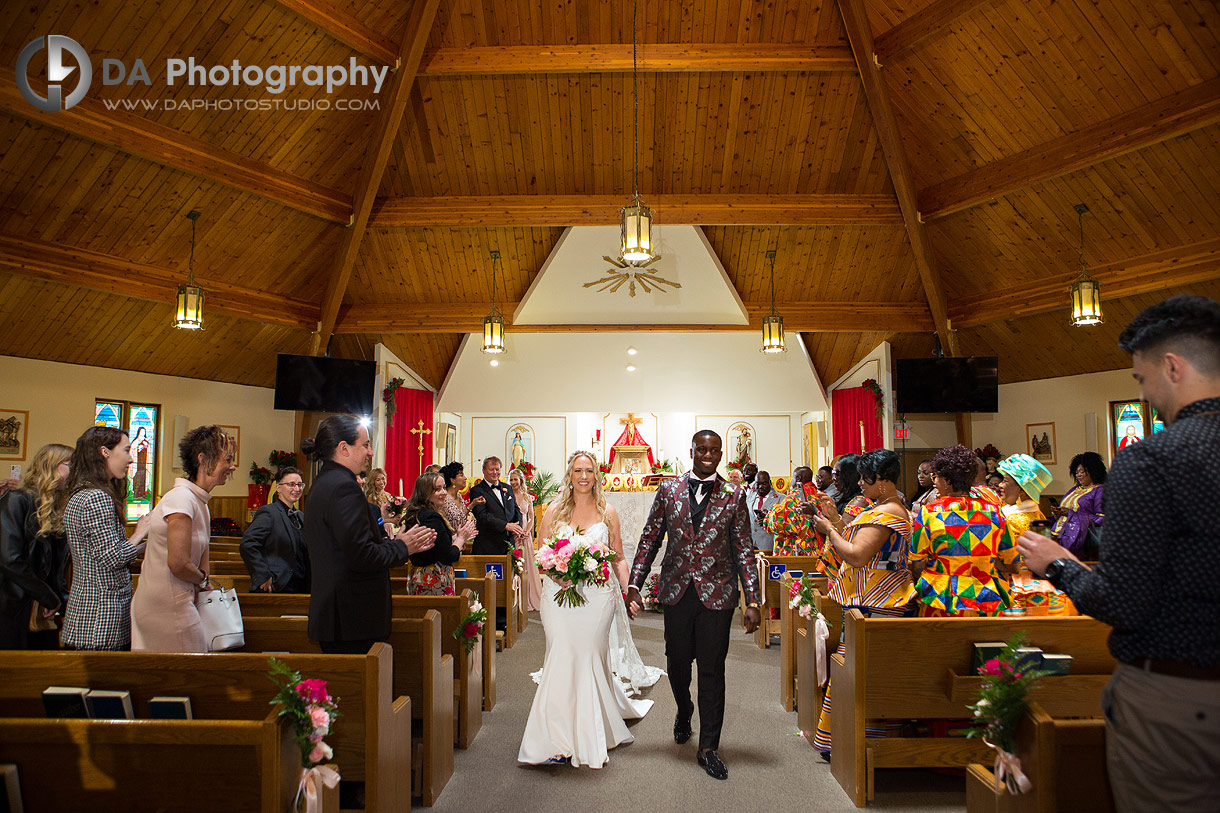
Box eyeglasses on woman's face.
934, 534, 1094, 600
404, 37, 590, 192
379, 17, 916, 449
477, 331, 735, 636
279, 480, 304, 490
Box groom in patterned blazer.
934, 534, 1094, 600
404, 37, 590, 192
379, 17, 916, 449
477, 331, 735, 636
627, 430, 761, 780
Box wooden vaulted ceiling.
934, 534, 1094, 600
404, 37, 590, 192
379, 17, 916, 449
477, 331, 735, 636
1, 0, 1218, 393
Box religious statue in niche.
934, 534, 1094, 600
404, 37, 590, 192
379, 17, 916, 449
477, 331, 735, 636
728, 421, 755, 468
506, 424, 533, 471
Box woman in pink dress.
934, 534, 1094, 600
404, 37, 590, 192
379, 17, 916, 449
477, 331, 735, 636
131, 426, 236, 652
509, 468, 542, 611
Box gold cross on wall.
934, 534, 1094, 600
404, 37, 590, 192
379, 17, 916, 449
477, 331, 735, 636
410, 420, 432, 470
620, 413, 642, 429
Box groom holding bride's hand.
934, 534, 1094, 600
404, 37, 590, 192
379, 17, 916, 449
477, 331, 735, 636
625, 430, 760, 780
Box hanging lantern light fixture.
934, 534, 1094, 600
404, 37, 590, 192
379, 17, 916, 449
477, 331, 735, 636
1069, 203, 1103, 326
482, 250, 506, 354
619, 0, 656, 264
174, 210, 205, 330
761, 250, 786, 354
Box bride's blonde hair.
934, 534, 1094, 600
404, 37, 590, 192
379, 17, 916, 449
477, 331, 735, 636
549, 450, 606, 530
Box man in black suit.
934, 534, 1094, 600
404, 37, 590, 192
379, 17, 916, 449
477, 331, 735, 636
469, 456, 525, 555
303, 416, 435, 654
239, 466, 310, 592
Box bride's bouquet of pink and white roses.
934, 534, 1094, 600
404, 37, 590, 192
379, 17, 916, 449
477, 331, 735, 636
535, 526, 617, 608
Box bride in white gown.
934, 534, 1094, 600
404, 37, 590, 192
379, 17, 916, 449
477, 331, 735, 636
518, 451, 657, 768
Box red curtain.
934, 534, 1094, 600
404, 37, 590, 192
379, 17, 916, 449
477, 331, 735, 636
384, 387, 434, 497
832, 386, 884, 457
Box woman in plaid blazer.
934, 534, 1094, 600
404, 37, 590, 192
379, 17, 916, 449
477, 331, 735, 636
62, 426, 150, 650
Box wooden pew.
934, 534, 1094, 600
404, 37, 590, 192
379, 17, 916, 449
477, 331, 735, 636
240, 591, 484, 750
445, 554, 519, 649
776, 570, 828, 710
0, 713, 315, 812
241, 612, 454, 807
830, 612, 1115, 807
455, 574, 498, 711
0, 647, 409, 813
966, 702, 1112, 813
753, 554, 824, 649
796, 591, 845, 746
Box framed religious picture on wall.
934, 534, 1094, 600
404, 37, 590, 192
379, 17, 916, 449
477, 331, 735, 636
1108, 399, 1162, 457
1026, 422, 1056, 465
217, 425, 240, 466
446, 424, 457, 466
0, 409, 29, 460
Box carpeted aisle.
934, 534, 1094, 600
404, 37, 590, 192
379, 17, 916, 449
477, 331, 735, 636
430, 610, 966, 812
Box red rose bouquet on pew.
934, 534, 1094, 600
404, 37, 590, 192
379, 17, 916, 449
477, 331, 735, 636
453, 599, 487, 654
535, 526, 616, 608
968, 633, 1043, 795
787, 575, 823, 622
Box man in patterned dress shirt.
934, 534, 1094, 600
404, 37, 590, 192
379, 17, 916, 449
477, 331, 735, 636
1018, 295, 1220, 812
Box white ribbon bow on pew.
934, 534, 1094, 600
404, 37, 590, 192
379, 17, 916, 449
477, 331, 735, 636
984, 739, 1032, 796
814, 615, 831, 687
296, 764, 340, 813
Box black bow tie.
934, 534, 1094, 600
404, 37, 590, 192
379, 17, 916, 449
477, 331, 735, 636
286, 507, 303, 528
691, 479, 715, 497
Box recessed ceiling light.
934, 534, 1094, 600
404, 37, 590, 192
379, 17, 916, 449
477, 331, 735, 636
489, 359, 499, 367
626, 364, 636, 372
627, 346, 638, 355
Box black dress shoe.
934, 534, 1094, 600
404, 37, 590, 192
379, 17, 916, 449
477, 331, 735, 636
697, 749, 728, 780
673, 716, 693, 744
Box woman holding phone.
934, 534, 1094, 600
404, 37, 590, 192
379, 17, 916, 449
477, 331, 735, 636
763, 466, 824, 556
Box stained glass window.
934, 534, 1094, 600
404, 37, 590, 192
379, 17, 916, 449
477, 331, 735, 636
94, 399, 161, 521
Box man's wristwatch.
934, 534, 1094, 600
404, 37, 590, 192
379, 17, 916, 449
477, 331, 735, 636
746, 602, 760, 609
1043, 558, 1070, 585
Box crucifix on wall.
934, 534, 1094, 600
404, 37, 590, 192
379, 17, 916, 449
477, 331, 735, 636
410, 420, 432, 471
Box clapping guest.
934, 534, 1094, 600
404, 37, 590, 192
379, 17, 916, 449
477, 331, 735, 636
303, 416, 436, 653
0, 443, 72, 649
402, 473, 477, 596
764, 467, 823, 556
509, 468, 542, 611
810, 449, 914, 756
746, 471, 782, 552
364, 467, 391, 507
910, 445, 1018, 617
132, 426, 236, 652
831, 454, 869, 519
240, 467, 309, 593
1051, 452, 1106, 558
62, 426, 152, 650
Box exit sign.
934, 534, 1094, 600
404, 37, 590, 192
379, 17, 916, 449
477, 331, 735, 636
894, 425, 910, 440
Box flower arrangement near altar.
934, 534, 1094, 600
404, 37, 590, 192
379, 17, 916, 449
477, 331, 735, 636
975, 443, 1002, 462
642, 572, 663, 612
968, 634, 1044, 795
598, 463, 611, 474
382, 377, 406, 425
513, 461, 537, 479
269, 449, 298, 469
726, 460, 742, 471
268, 658, 342, 767
249, 462, 273, 485
862, 378, 886, 421
452, 599, 487, 654
535, 527, 616, 607
526, 469, 560, 506
787, 575, 824, 622
650, 459, 673, 474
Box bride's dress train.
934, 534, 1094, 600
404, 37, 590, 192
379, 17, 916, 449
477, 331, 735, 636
518, 522, 655, 768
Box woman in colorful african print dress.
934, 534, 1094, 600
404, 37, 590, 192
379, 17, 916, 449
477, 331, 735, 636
808, 449, 914, 756
402, 473, 476, 596
910, 445, 1018, 617
997, 453, 1056, 605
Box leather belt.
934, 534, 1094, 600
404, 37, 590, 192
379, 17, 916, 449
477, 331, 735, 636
1129, 658, 1220, 682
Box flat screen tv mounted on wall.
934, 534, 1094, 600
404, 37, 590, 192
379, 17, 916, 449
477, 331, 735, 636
273, 354, 376, 415
895, 357, 999, 413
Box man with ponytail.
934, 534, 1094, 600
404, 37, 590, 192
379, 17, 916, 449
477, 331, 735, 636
302, 415, 436, 653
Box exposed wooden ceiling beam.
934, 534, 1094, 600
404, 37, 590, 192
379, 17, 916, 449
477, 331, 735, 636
872, 0, 1001, 66
267, 0, 399, 66
950, 237, 1220, 328
310, 0, 442, 355
333, 301, 933, 334
0, 234, 318, 330
0, 75, 352, 224
920, 77, 1220, 220
370, 194, 904, 226
838, 0, 959, 356
418, 44, 856, 76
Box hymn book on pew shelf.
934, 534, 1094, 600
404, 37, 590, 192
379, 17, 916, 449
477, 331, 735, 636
148, 697, 193, 720
40, 687, 89, 718
85, 690, 134, 720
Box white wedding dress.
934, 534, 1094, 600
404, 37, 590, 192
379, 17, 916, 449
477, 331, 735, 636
518, 522, 656, 768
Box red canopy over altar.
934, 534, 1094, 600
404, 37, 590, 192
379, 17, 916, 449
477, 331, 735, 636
606, 416, 656, 469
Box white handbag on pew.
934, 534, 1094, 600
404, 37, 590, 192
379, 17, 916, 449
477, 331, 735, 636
195, 580, 245, 651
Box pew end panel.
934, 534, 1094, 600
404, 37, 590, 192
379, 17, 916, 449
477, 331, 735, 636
454, 574, 498, 711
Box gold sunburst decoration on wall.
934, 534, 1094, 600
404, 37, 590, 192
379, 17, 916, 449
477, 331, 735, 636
584, 256, 681, 298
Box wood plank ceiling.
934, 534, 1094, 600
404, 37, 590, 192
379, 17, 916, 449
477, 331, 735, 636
0, 0, 1217, 390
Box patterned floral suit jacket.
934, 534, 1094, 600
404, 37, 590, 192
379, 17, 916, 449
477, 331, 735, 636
629, 474, 761, 610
